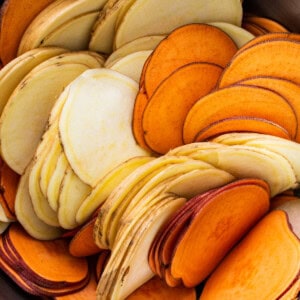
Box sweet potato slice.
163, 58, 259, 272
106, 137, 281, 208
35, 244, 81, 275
126, 276, 196, 299
142, 62, 223, 154
194, 116, 292, 142
237, 77, 300, 142
183, 85, 297, 144
244, 16, 289, 33
0, 0, 56, 64
218, 39, 300, 88
69, 216, 101, 257
95, 250, 110, 282
199, 210, 300, 299
144, 23, 237, 97
170, 179, 270, 287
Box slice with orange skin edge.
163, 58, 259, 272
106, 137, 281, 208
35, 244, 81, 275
126, 276, 196, 300
236, 76, 300, 142
144, 23, 237, 97
0, 0, 56, 65
194, 116, 291, 142
142, 62, 223, 154
69, 216, 101, 257
183, 85, 297, 144
243, 16, 289, 34
218, 39, 300, 88
199, 210, 300, 300
170, 178, 270, 287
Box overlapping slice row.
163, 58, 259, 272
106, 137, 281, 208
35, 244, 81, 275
149, 179, 270, 287
0, 223, 89, 297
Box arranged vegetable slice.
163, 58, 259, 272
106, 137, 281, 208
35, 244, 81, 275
183, 85, 297, 144
200, 210, 300, 299
142, 62, 223, 153
170, 179, 270, 287
144, 23, 237, 97
59, 68, 149, 187
218, 39, 300, 88
114, 0, 243, 48
0, 0, 56, 64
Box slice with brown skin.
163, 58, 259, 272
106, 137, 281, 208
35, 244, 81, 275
126, 276, 196, 299
183, 85, 297, 144
0, 0, 56, 64
142, 62, 223, 154
236, 77, 300, 142
170, 179, 270, 288
218, 39, 300, 88
194, 116, 291, 142
144, 23, 237, 97
242, 21, 267, 36
199, 209, 300, 300
95, 250, 110, 282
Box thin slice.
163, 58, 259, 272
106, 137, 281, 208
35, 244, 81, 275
59, 68, 149, 187
144, 23, 237, 97
142, 62, 223, 154
183, 85, 297, 144
200, 210, 300, 299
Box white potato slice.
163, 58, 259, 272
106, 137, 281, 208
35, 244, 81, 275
57, 166, 91, 230
76, 156, 153, 224
18, 0, 108, 54
47, 152, 69, 212
104, 35, 165, 67
209, 22, 255, 48
0, 47, 67, 116
15, 164, 63, 240
114, 0, 243, 48
40, 11, 99, 51
59, 68, 149, 187
0, 60, 91, 174
108, 50, 152, 82
0, 222, 10, 234
89, 0, 133, 54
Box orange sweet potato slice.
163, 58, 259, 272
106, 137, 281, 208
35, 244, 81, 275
183, 85, 297, 144
271, 194, 299, 210
95, 250, 110, 282
0, 161, 20, 216
218, 39, 300, 88
0, 0, 55, 64
244, 16, 289, 33
195, 117, 291, 142
237, 76, 300, 142
132, 87, 152, 152
6, 223, 89, 286
242, 21, 267, 36
69, 216, 101, 257
144, 23, 237, 97
126, 276, 196, 300
199, 210, 300, 299
170, 179, 270, 287
142, 62, 223, 154
194, 116, 291, 142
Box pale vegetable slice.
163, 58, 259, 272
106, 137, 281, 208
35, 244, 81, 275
104, 35, 165, 67
209, 22, 255, 48
108, 50, 152, 82
0, 221, 10, 234
40, 11, 99, 51
97, 196, 186, 299
39, 137, 62, 197
15, 164, 63, 240
0, 47, 67, 116
59, 68, 149, 187
18, 0, 108, 54
114, 0, 243, 48
47, 152, 69, 212
89, 0, 133, 54
57, 166, 92, 229
0, 60, 91, 174
76, 156, 153, 224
